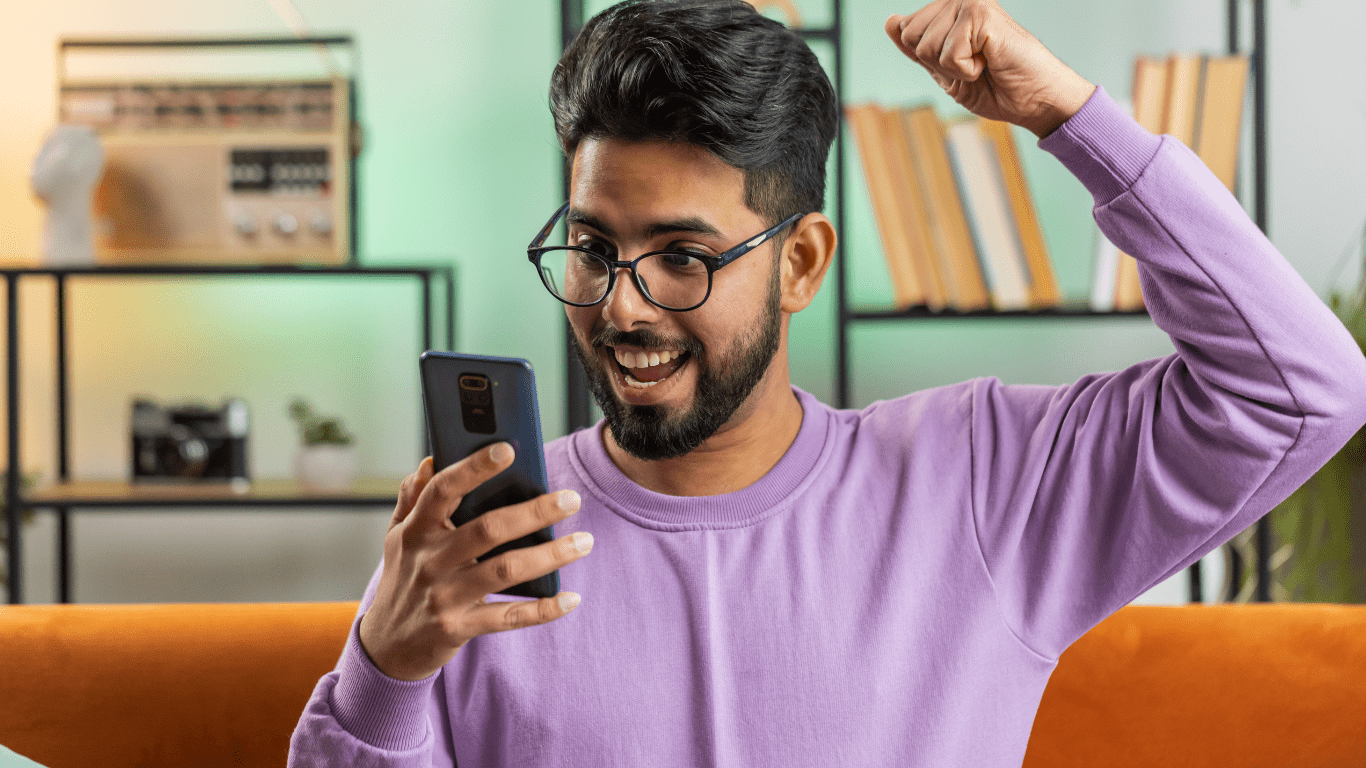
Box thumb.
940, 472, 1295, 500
390, 456, 435, 528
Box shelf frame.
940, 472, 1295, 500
3, 263, 455, 604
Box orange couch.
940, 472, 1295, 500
0, 602, 1362, 767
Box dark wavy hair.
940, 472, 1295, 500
549, 0, 839, 227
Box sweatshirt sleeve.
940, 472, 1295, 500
287, 562, 457, 768
969, 86, 1366, 660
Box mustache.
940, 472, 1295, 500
591, 324, 704, 358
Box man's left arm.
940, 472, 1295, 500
889, 0, 1366, 658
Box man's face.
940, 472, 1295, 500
565, 138, 785, 461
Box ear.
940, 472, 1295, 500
779, 212, 837, 314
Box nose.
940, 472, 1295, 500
600, 265, 663, 330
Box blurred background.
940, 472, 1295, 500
1, 0, 1361, 605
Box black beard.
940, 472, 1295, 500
571, 269, 783, 461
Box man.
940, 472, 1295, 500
291, 0, 1366, 764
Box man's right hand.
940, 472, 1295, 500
358, 443, 592, 681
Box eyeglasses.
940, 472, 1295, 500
527, 202, 804, 312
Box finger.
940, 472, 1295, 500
459, 529, 593, 597
914, 5, 959, 75
940, 7, 985, 80
411, 442, 516, 529
891, 0, 953, 59
462, 591, 583, 637
390, 456, 435, 528
449, 489, 582, 564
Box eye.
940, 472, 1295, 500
575, 236, 613, 258
657, 251, 707, 272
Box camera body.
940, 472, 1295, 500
131, 398, 249, 482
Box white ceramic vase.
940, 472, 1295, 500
294, 444, 358, 492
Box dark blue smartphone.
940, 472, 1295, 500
419, 351, 558, 599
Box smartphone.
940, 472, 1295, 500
419, 351, 558, 599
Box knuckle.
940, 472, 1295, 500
540, 493, 566, 523
502, 604, 532, 631
469, 514, 504, 547
490, 554, 519, 585
425, 476, 453, 506
398, 519, 426, 548
436, 605, 466, 640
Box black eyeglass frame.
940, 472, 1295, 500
527, 201, 806, 312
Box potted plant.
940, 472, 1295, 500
289, 398, 357, 492
1267, 221, 1366, 603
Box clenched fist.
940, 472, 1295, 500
886, 0, 1095, 138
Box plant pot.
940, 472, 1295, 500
294, 445, 358, 492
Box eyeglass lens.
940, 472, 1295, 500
538, 248, 710, 310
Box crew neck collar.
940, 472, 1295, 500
566, 386, 834, 531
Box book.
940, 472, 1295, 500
900, 106, 991, 311
1163, 54, 1204, 148
880, 107, 949, 311
845, 103, 925, 309
1193, 55, 1249, 192
978, 118, 1060, 308
1090, 228, 1119, 311
1113, 56, 1171, 312
944, 119, 1030, 310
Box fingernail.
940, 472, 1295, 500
572, 531, 594, 555
489, 442, 513, 463
558, 490, 581, 512
558, 592, 581, 612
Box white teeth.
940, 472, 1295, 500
624, 373, 659, 388
613, 348, 682, 369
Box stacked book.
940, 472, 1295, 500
846, 104, 1059, 312
1095, 53, 1249, 311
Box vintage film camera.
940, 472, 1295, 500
57, 35, 359, 265
131, 398, 249, 482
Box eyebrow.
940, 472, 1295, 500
566, 209, 726, 242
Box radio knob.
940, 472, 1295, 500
309, 211, 333, 235
233, 214, 258, 236
274, 212, 299, 236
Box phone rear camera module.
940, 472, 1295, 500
459, 373, 497, 434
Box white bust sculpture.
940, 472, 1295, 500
31, 125, 104, 267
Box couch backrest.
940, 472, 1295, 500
1, 602, 1363, 767
0, 601, 357, 768
1024, 603, 1366, 767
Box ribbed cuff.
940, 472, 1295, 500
1038, 85, 1164, 208
330, 613, 439, 751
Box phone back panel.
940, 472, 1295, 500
419, 351, 557, 599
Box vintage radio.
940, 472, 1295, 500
58, 37, 358, 265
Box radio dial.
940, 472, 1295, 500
310, 211, 333, 235
274, 212, 299, 236
233, 214, 258, 236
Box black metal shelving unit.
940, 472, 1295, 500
2, 264, 456, 604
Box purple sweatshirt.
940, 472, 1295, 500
289, 87, 1366, 766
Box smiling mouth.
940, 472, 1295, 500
610, 346, 691, 389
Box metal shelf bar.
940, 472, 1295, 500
849, 306, 1150, 321
59, 36, 354, 50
